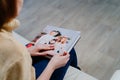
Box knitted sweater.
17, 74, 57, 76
0, 19, 35, 80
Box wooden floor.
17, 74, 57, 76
16, 0, 120, 80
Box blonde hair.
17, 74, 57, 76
0, 0, 17, 27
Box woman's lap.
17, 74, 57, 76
32, 48, 78, 80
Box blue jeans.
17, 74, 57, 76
32, 48, 78, 80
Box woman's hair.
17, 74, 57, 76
0, 0, 17, 27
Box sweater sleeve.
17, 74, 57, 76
0, 38, 35, 80
5, 58, 35, 80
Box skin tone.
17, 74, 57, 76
16, 0, 24, 16
50, 31, 58, 36
28, 44, 56, 56
16, 0, 70, 80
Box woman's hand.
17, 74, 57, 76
48, 52, 70, 70
27, 44, 55, 56
37, 52, 70, 80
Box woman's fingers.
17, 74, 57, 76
48, 52, 70, 69
36, 44, 54, 51
64, 52, 70, 58
61, 52, 70, 62
35, 50, 56, 56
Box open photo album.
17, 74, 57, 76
26, 25, 81, 54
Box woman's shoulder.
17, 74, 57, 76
0, 30, 22, 52
0, 38, 23, 68
0, 37, 16, 49
0, 37, 23, 60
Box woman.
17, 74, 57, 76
0, 0, 79, 80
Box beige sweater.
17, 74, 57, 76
0, 20, 35, 80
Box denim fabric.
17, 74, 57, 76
32, 48, 78, 80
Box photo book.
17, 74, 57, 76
27, 25, 81, 55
